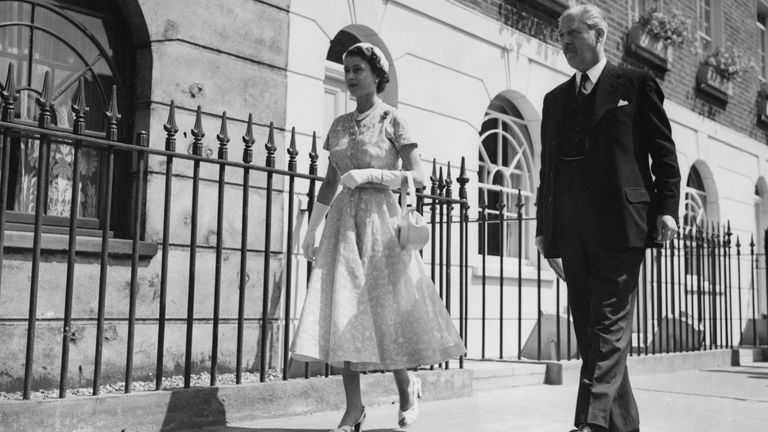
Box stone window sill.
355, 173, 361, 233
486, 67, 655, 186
2, 231, 158, 258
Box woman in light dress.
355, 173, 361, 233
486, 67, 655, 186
291, 42, 465, 432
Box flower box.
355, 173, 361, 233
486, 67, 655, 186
626, 24, 672, 70
696, 63, 731, 104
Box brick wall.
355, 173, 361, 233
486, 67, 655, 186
456, 0, 768, 144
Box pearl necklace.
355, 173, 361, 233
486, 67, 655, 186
354, 102, 379, 121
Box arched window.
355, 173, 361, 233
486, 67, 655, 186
684, 166, 707, 227
0, 0, 135, 234
684, 166, 708, 277
478, 97, 535, 259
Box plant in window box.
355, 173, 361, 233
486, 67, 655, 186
757, 82, 768, 125
626, 7, 691, 69
696, 45, 753, 103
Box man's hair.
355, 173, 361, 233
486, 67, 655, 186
560, 4, 608, 39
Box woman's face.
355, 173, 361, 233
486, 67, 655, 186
344, 55, 377, 98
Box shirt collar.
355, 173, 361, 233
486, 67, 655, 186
575, 57, 607, 92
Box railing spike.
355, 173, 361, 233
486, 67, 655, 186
288, 126, 298, 157
105, 85, 121, 140
191, 105, 204, 156
71, 78, 89, 135
1, 63, 18, 121
163, 100, 178, 152
287, 127, 298, 172
242, 113, 255, 164
164, 100, 179, 135
309, 131, 318, 159
457, 156, 469, 200
36, 71, 53, 129
265, 121, 276, 168
217, 111, 230, 160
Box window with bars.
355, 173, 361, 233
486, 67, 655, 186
477, 98, 535, 259
0, 0, 134, 235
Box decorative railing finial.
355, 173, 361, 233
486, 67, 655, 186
71, 78, 89, 135
242, 113, 255, 164
287, 126, 298, 172
191, 105, 204, 156
164, 101, 179, 152
36, 71, 54, 129
217, 111, 230, 160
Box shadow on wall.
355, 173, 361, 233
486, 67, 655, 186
161, 387, 226, 431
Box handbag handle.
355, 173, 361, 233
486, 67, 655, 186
399, 171, 416, 213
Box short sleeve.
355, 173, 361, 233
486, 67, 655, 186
385, 110, 417, 150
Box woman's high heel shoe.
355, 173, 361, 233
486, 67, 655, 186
398, 373, 422, 428
330, 407, 366, 432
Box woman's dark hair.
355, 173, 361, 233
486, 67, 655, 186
344, 44, 390, 93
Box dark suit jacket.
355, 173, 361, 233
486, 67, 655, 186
536, 62, 681, 258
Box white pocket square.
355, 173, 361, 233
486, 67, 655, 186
617, 99, 629, 107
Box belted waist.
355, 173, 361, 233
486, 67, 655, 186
558, 155, 585, 161
342, 182, 391, 190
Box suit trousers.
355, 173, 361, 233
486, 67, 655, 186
555, 160, 644, 432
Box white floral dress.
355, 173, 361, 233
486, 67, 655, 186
290, 103, 465, 371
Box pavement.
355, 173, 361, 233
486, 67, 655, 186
196, 361, 768, 432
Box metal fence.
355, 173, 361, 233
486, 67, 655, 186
0, 68, 470, 400
469, 190, 768, 362
1, 66, 767, 404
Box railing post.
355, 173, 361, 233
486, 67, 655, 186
305, 132, 319, 378
283, 127, 298, 380
236, 114, 255, 384
211, 112, 230, 386
93, 85, 120, 396
457, 157, 469, 368
750, 236, 757, 346
479, 194, 487, 359
497, 196, 506, 359
59, 77, 87, 398
736, 236, 743, 346
23, 71, 54, 399
261, 122, 277, 382
157, 101, 178, 390
184, 105, 205, 388
125, 130, 147, 393
516, 188, 524, 360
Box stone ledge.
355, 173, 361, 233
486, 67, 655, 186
543, 349, 735, 385
0, 368, 472, 432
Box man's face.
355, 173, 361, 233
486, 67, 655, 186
558, 15, 601, 72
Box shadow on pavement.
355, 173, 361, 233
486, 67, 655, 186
212, 429, 399, 432
705, 368, 768, 380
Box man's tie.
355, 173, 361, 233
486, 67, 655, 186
578, 74, 591, 96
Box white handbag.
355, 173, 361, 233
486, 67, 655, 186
397, 172, 430, 251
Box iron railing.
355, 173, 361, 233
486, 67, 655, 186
1, 65, 767, 404
0, 67, 470, 400
468, 189, 768, 362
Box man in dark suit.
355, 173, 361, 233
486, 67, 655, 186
535, 4, 681, 432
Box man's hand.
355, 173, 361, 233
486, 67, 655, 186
535, 236, 545, 255
655, 215, 678, 243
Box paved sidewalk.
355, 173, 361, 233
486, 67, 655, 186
200, 362, 768, 432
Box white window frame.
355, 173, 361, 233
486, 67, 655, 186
478, 109, 535, 260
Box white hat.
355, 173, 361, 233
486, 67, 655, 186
342, 42, 390, 73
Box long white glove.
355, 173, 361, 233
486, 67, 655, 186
339, 168, 403, 189
302, 202, 330, 261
